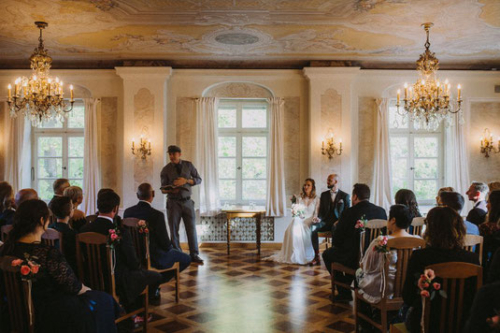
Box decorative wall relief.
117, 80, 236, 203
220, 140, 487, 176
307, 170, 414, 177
133, 88, 154, 188
284, 96, 300, 199
204, 82, 273, 99
199, 214, 275, 242
320, 89, 342, 183
358, 97, 377, 187
175, 97, 197, 162
470, 102, 500, 183
100, 97, 118, 191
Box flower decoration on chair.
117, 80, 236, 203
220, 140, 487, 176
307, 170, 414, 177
418, 269, 447, 300
137, 220, 149, 234
395, 23, 462, 131
107, 227, 122, 250
373, 235, 389, 253
6, 22, 75, 127
355, 215, 368, 231
11, 253, 41, 281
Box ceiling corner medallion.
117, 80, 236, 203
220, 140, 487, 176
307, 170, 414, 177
203, 27, 274, 55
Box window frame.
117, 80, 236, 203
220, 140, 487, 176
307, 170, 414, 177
217, 99, 269, 205
31, 100, 85, 201
388, 100, 445, 206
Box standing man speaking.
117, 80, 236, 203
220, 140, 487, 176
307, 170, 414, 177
161, 145, 204, 264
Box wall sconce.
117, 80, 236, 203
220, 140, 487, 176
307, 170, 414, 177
321, 128, 342, 159
132, 136, 152, 160
480, 128, 500, 158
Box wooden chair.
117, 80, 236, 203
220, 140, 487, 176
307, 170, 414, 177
422, 262, 483, 333
318, 231, 332, 249
463, 234, 484, 265
410, 217, 425, 236
41, 228, 63, 252
75, 232, 149, 331
0, 255, 34, 333
1, 224, 13, 242
354, 237, 426, 332
85, 214, 98, 223
122, 217, 180, 303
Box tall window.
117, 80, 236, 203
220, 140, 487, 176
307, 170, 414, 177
389, 100, 444, 205
32, 101, 85, 201
217, 100, 269, 204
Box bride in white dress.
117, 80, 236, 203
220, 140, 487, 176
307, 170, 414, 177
266, 178, 320, 265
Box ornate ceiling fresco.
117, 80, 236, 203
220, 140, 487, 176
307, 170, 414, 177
0, 0, 499, 69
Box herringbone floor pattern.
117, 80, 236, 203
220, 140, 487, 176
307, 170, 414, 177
147, 246, 355, 333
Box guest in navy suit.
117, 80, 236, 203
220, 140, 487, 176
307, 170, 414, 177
466, 182, 489, 226
124, 183, 191, 300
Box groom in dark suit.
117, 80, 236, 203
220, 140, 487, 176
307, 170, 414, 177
310, 173, 350, 265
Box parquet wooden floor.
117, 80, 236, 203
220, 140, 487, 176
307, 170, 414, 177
148, 247, 355, 333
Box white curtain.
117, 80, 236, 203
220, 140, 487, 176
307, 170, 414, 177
5, 105, 31, 192
83, 98, 101, 215
445, 112, 470, 210
196, 97, 220, 216
372, 98, 392, 211
266, 97, 287, 217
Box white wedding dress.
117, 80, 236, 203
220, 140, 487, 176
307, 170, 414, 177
266, 196, 319, 265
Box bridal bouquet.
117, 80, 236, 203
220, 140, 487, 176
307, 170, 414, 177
291, 203, 306, 219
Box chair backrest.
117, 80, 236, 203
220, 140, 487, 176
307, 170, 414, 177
362, 219, 387, 252
422, 262, 483, 333
122, 218, 150, 269
85, 214, 98, 223
0, 256, 34, 333
41, 228, 61, 250
75, 232, 116, 299
410, 217, 425, 236
1, 225, 13, 242
385, 237, 426, 299
463, 234, 484, 265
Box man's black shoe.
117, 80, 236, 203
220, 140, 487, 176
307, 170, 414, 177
149, 288, 161, 306
191, 255, 204, 264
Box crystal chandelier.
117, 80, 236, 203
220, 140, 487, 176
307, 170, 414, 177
396, 23, 462, 131
7, 22, 74, 127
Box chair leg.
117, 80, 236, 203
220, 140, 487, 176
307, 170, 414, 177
175, 267, 180, 303
143, 286, 148, 333
381, 308, 387, 333
354, 294, 359, 333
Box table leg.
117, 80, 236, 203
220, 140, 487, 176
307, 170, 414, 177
256, 213, 261, 256
227, 216, 231, 255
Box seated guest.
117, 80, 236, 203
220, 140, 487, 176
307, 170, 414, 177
436, 186, 455, 206
487, 247, 500, 284
464, 281, 500, 333
14, 188, 38, 207
0, 182, 15, 227
480, 190, 500, 268
357, 205, 415, 303
439, 191, 480, 236
466, 182, 489, 226
49, 196, 78, 273
49, 178, 71, 207
63, 186, 87, 231
395, 189, 421, 219
0, 199, 118, 332
124, 183, 191, 302
322, 183, 387, 302
80, 191, 162, 317
402, 207, 479, 333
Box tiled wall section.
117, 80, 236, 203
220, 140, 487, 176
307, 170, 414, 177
199, 215, 275, 242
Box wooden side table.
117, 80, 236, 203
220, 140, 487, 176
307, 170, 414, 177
221, 206, 266, 255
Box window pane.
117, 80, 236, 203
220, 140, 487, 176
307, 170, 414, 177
38, 137, 62, 157
40, 117, 63, 129
414, 180, 438, 201
218, 108, 237, 128
242, 106, 267, 128
392, 158, 408, 180
392, 178, 409, 197
390, 137, 408, 158
242, 137, 267, 157
38, 180, 55, 201
414, 137, 438, 158
69, 158, 84, 179
220, 180, 236, 201
69, 137, 84, 157
242, 158, 266, 179
389, 105, 408, 129
68, 104, 85, 128
70, 179, 83, 188
218, 137, 236, 157
414, 159, 438, 179
219, 158, 236, 179
242, 180, 266, 201
38, 158, 63, 178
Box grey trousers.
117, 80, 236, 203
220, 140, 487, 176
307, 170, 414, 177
166, 199, 199, 256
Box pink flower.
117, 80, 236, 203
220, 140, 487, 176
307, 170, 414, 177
355, 220, 364, 229
144, 228, 149, 234
491, 315, 499, 325
423, 282, 429, 288
31, 265, 40, 274
424, 269, 435, 281
110, 233, 118, 241
420, 290, 430, 298
139, 229, 143, 234
109, 229, 115, 234
20, 265, 31, 276
11, 259, 23, 267
433, 282, 441, 290
138, 220, 146, 227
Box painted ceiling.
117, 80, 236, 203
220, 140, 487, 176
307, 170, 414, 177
1, 0, 499, 69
